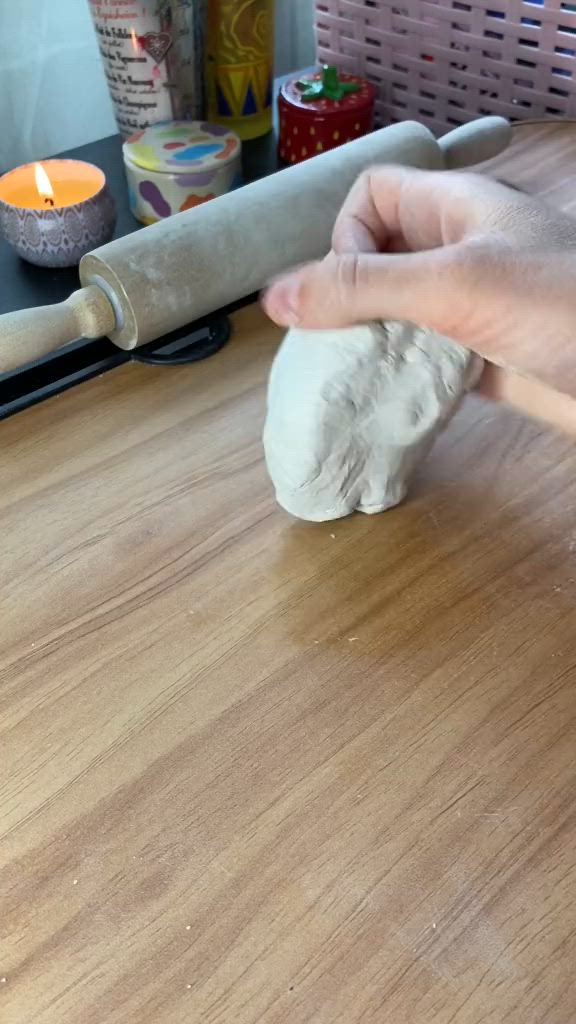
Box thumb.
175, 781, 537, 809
262, 247, 470, 334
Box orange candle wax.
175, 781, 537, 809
0, 159, 105, 209
0, 159, 116, 268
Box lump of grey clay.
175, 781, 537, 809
263, 320, 482, 522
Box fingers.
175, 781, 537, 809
331, 167, 400, 255
262, 245, 471, 332
330, 166, 531, 256
263, 168, 516, 331
331, 166, 439, 256
263, 165, 576, 413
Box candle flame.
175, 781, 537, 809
34, 162, 55, 206
131, 27, 140, 53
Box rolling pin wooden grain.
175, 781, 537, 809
0, 118, 510, 373
0, 286, 115, 375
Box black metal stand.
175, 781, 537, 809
0, 314, 233, 420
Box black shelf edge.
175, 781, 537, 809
0, 293, 258, 421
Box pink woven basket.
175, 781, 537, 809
315, 0, 576, 135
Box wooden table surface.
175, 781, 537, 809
2, 124, 576, 1024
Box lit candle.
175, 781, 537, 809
35, 163, 55, 207
0, 159, 116, 268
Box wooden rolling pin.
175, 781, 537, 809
0, 117, 510, 374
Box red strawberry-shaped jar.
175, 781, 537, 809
278, 66, 376, 165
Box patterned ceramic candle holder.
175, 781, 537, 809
0, 160, 116, 268
123, 120, 242, 224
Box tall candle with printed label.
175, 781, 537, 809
88, 0, 206, 138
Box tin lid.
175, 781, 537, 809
123, 120, 241, 174
281, 68, 376, 116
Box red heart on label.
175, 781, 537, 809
139, 31, 172, 64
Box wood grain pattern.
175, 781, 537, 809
2, 125, 576, 1024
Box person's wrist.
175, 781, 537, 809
478, 363, 576, 434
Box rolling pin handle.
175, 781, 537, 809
438, 117, 512, 169
0, 285, 116, 375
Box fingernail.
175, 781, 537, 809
263, 278, 302, 326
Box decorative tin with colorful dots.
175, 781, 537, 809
122, 121, 242, 225
278, 66, 377, 165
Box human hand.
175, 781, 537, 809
262, 168, 576, 431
